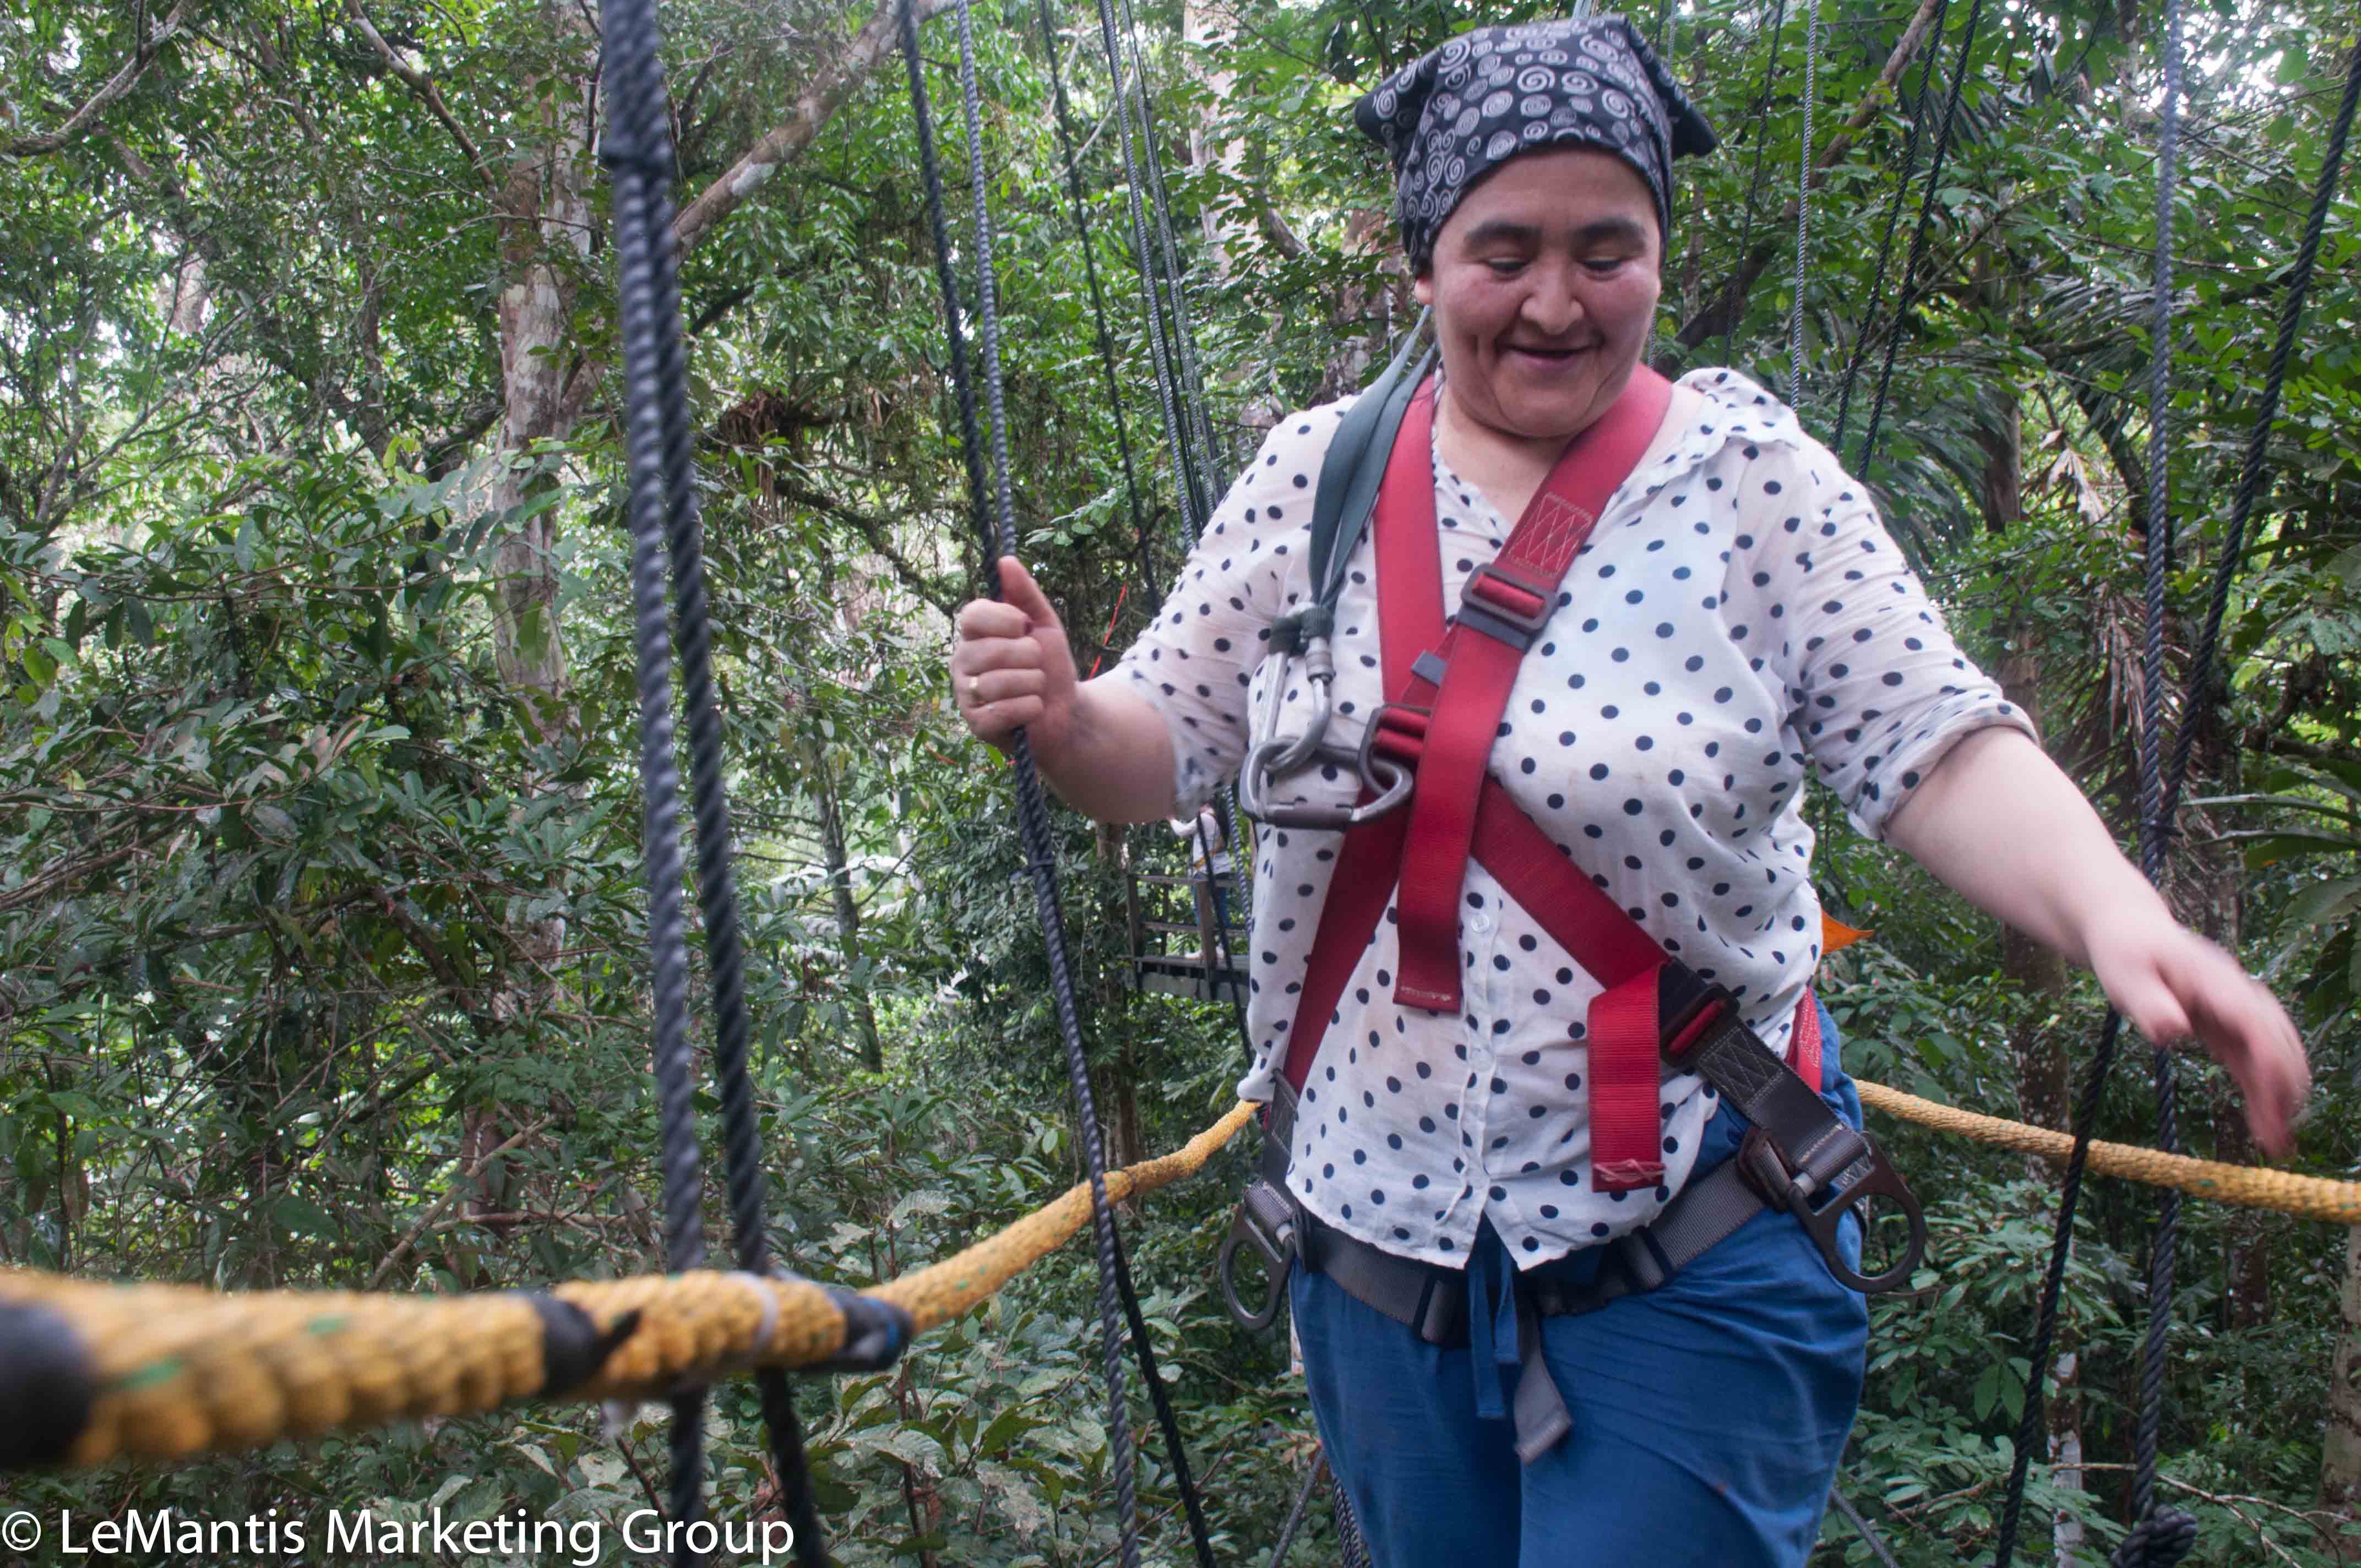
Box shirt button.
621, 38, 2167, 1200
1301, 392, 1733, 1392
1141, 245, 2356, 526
1468, 914, 1494, 935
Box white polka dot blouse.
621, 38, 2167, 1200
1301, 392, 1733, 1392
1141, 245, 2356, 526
1116, 369, 2033, 1268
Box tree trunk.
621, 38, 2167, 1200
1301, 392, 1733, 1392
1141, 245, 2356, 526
486, 12, 592, 737
1092, 821, 1147, 1184
804, 726, 884, 1072
2322, 1226, 2361, 1556
1987, 389, 2085, 1565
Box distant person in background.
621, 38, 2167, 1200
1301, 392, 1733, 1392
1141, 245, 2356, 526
1171, 803, 1234, 962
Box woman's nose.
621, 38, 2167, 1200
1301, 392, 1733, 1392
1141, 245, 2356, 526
1519, 270, 1584, 335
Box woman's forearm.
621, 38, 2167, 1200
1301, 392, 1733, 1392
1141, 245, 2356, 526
1879, 725, 2162, 968
1027, 675, 1182, 824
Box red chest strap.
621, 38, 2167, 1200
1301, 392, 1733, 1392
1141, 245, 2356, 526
1280, 368, 1694, 1191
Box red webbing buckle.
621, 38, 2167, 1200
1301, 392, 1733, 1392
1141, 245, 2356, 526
1662, 983, 1737, 1061
1457, 562, 1555, 650
1359, 699, 1430, 775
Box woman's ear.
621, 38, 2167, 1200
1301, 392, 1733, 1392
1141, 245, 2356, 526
1413, 269, 1435, 304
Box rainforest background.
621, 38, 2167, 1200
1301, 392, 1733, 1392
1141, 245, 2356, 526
5, 0, 2361, 1560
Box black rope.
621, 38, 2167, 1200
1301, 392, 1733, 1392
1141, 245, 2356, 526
1851, 0, 1989, 476
1827, 1484, 1904, 1568
1332, 1463, 1370, 1568
602, 1, 823, 1561
1718, 0, 1789, 373
1830, 0, 1954, 449
1038, 0, 1163, 599
1992, 27, 2361, 1568
1087, 0, 1211, 538
2121, 9, 2188, 1549
1110, 0, 1225, 508
1108, 1229, 1218, 1567
1264, 1452, 1326, 1568
900, 4, 1144, 1561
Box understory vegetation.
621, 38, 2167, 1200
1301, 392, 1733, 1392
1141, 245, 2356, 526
4, 0, 2360, 1561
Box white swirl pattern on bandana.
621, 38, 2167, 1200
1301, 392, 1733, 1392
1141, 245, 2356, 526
1354, 15, 1716, 270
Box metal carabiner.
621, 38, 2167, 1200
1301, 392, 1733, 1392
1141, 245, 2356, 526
1238, 635, 1415, 830
1217, 1179, 1299, 1332
1737, 1127, 1928, 1294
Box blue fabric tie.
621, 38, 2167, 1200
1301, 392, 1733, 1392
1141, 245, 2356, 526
1466, 1228, 1521, 1424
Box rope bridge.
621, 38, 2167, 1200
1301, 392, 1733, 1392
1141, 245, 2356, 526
7, 1082, 2358, 1472
0, 1103, 1255, 1470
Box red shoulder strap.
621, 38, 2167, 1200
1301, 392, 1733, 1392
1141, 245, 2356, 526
1389, 368, 1672, 1014
1278, 368, 1699, 1195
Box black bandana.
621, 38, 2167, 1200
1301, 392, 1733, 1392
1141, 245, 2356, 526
1353, 15, 1716, 271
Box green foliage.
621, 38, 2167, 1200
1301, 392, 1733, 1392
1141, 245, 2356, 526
4, 0, 2361, 1561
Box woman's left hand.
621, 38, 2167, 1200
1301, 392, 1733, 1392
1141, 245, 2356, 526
2082, 907, 2310, 1159
1885, 727, 2312, 1159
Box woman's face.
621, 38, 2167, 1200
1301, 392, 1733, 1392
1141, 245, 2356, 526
1414, 146, 1662, 448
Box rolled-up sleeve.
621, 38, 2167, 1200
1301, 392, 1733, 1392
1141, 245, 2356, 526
1113, 406, 1345, 812
1721, 433, 2037, 841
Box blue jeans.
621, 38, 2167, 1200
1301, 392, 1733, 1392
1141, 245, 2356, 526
1292, 999, 1869, 1568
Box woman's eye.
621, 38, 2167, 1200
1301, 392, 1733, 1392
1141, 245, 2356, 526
1484, 258, 1526, 276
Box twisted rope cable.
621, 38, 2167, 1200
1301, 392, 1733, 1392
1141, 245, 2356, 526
1333, 1461, 1371, 1567
599, 7, 714, 1556
1111, 0, 1225, 506
1853, 0, 1989, 475
1992, 19, 2361, 1568
1854, 1080, 2361, 1221
603, 1, 828, 1556
2124, 8, 2187, 1547
0, 1105, 1259, 1469
1087, 0, 1205, 540
898, 0, 995, 569
1718, 0, 1789, 373
2159, 40, 2361, 831
1037, 0, 1161, 596
1831, 0, 1954, 448
1107, 1228, 1218, 1568
1787, 0, 1819, 401
915, 3, 1145, 1559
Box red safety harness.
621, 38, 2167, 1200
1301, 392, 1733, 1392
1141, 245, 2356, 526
1279, 368, 1818, 1189
1219, 364, 1919, 1374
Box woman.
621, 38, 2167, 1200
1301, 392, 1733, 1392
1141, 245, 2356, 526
949, 16, 2307, 1564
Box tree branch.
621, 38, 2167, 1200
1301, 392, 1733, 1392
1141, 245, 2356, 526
551, 0, 956, 425
779, 480, 960, 623
342, 0, 495, 191
1, 1, 193, 157
670, 0, 960, 254
1678, 0, 1946, 348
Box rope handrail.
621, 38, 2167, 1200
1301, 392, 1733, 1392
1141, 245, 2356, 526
0, 1103, 1255, 1471
1855, 1080, 2361, 1226
5, 1079, 2357, 1474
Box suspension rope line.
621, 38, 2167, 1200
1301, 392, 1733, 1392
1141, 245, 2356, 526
1787, 0, 1820, 400
1086, 0, 1206, 541
1265, 1451, 1327, 1568
1718, 0, 1789, 373
1037, 0, 1163, 599
2124, 7, 2188, 1543
1992, 23, 2361, 1568
1111, 0, 1226, 505
601, 3, 829, 1560
1827, 1485, 1905, 1568
1830, 0, 1954, 449
1851, 0, 1989, 477
948, 0, 1150, 1551
904, 4, 1150, 1558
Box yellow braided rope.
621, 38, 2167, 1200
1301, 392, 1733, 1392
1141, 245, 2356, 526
0, 1099, 1257, 1467
1855, 1079, 2361, 1224
17, 1083, 2349, 1470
